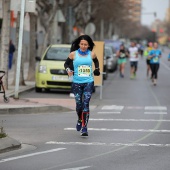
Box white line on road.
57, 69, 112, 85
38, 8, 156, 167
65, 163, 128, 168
97, 112, 121, 114
145, 106, 167, 110
60, 166, 91, 170
144, 112, 167, 114
64, 128, 170, 133
102, 105, 124, 110
0, 148, 66, 163
90, 118, 170, 122
46, 141, 170, 148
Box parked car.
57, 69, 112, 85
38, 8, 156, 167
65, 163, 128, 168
103, 55, 108, 80
104, 45, 118, 72
35, 44, 96, 92
35, 44, 72, 92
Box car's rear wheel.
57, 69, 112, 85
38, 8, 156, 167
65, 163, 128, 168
35, 86, 42, 92
103, 66, 108, 80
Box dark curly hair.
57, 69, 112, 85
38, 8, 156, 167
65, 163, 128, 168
70, 35, 95, 52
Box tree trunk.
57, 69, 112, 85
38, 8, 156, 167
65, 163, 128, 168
12, 12, 25, 86
0, 0, 11, 89
27, 13, 36, 81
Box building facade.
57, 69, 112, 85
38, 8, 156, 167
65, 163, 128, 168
128, 0, 142, 23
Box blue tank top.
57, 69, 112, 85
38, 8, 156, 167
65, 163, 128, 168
73, 50, 94, 83
149, 49, 161, 64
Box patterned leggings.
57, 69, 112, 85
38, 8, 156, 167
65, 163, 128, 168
72, 82, 94, 120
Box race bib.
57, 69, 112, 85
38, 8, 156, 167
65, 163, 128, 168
153, 57, 158, 63
132, 52, 136, 58
78, 65, 91, 77
120, 53, 125, 58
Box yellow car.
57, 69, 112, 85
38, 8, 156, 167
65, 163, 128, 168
35, 44, 71, 92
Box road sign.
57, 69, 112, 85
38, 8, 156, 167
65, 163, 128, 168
10, 0, 36, 13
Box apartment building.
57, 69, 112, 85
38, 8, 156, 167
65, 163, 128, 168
128, 0, 141, 23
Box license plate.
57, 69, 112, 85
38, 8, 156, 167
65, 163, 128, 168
52, 76, 68, 81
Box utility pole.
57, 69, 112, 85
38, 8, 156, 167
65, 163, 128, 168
14, 0, 25, 99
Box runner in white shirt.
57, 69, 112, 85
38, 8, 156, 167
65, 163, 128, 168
128, 42, 139, 79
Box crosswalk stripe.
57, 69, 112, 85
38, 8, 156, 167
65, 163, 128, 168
64, 128, 170, 133
144, 112, 167, 114
102, 105, 124, 110
145, 106, 167, 110
97, 112, 121, 114
90, 118, 170, 122
46, 141, 170, 148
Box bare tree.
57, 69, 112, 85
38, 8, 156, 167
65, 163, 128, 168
27, 13, 36, 81
0, 0, 11, 89
36, 0, 60, 54
12, 12, 25, 86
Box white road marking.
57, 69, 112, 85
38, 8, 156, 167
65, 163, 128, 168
89, 118, 170, 122
102, 105, 124, 110
144, 112, 167, 114
64, 128, 170, 133
145, 106, 167, 110
0, 148, 66, 163
126, 106, 143, 109
97, 112, 121, 114
60, 166, 91, 170
46, 141, 170, 147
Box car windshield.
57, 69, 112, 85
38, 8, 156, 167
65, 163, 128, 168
44, 47, 70, 61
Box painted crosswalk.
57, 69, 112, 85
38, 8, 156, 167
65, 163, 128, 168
64, 128, 170, 133
98, 105, 168, 115
46, 141, 170, 148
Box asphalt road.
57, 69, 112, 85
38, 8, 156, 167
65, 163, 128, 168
0, 47, 170, 170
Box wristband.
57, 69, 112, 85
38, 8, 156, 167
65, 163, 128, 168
66, 68, 70, 72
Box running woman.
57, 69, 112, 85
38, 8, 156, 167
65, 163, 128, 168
148, 42, 162, 86
64, 35, 100, 136
128, 42, 139, 79
116, 44, 128, 78
144, 42, 153, 78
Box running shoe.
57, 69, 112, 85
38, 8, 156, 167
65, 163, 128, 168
69, 93, 75, 98
81, 127, 88, 136
130, 74, 134, 79
133, 72, 136, 78
76, 120, 82, 131
153, 79, 157, 86
120, 73, 124, 78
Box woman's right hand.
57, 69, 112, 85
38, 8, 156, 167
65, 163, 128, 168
67, 70, 73, 76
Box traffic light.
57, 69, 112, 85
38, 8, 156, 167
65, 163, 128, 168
159, 28, 164, 33
154, 12, 157, 17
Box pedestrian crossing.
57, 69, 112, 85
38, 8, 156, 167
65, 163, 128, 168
97, 105, 168, 115
45, 104, 170, 149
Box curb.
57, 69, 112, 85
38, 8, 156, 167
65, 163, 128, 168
0, 136, 21, 154
0, 105, 74, 114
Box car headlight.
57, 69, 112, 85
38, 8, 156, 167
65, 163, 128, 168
39, 65, 47, 73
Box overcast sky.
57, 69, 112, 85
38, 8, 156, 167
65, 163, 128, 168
141, 0, 169, 26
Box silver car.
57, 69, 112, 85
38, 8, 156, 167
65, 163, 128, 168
104, 45, 118, 72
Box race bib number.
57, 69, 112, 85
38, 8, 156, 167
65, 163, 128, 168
153, 57, 158, 63
120, 53, 125, 58
78, 65, 91, 77
132, 52, 136, 58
